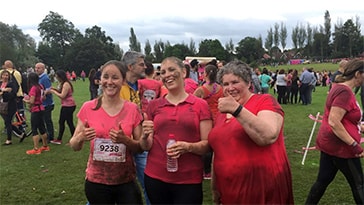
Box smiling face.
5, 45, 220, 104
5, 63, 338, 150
1, 71, 10, 82
160, 59, 186, 92
221, 73, 250, 103
101, 64, 125, 97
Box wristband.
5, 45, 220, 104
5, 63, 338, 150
232, 105, 243, 117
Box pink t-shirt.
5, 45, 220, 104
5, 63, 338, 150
77, 99, 143, 185
61, 86, 76, 107
28, 85, 44, 112
145, 94, 211, 184
138, 78, 162, 113
316, 84, 362, 158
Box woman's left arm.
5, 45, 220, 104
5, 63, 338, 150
236, 109, 283, 146
168, 119, 212, 157
51, 83, 70, 99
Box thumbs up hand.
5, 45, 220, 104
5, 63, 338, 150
218, 89, 240, 114
109, 123, 127, 143
142, 113, 154, 140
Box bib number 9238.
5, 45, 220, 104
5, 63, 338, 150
93, 138, 126, 162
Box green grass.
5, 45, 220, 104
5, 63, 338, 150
1, 64, 363, 204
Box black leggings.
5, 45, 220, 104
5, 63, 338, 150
144, 174, 202, 204
85, 179, 142, 205
57, 106, 76, 140
305, 151, 364, 204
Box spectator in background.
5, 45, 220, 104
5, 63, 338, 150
0, 69, 24, 145
50, 70, 76, 145
189, 59, 199, 83
141, 56, 212, 204
251, 68, 262, 94
23, 72, 49, 155
217, 60, 227, 69
69, 60, 143, 204
184, 64, 198, 94
88, 68, 99, 100
290, 69, 300, 104
193, 64, 223, 179
138, 61, 162, 113
208, 60, 293, 204
276, 69, 288, 104
259, 67, 273, 94
328, 59, 348, 92
305, 59, 364, 204
299, 67, 315, 105
80, 70, 86, 82
35, 62, 55, 143
120, 51, 150, 205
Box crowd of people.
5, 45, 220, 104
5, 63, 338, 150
1, 56, 363, 204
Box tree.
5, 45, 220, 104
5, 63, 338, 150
198, 39, 227, 60
62, 25, 122, 73
153, 40, 165, 63
265, 27, 273, 52
323, 10, 332, 58
235, 37, 265, 64
291, 26, 299, 49
0, 22, 37, 68
273, 23, 280, 47
280, 22, 287, 51
225, 38, 236, 61
164, 43, 190, 60
38, 11, 80, 68
144, 39, 154, 62
129, 27, 141, 52
189, 38, 197, 55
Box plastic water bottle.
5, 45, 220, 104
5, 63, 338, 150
166, 137, 178, 172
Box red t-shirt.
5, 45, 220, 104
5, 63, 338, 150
201, 84, 223, 123
184, 78, 198, 94
316, 84, 362, 158
138, 78, 162, 113
28, 85, 44, 112
208, 94, 294, 204
77, 99, 142, 185
145, 94, 211, 184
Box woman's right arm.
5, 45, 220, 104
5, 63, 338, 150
69, 119, 95, 151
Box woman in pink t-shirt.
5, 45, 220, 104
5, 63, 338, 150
141, 57, 212, 204
50, 70, 76, 145
23, 72, 49, 155
69, 60, 143, 204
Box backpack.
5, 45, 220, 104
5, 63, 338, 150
10, 71, 20, 94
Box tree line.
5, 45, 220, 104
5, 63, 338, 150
0, 10, 363, 75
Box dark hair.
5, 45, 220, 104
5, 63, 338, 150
88, 68, 96, 79
205, 64, 218, 84
56, 70, 74, 92
262, 67, 269, 75
145, 61, 154, 76
27, 72, 40, 93
93, 60, 128, 110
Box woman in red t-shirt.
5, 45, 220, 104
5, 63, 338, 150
141, 56, 212, 204
306, 59, 364, 204
208, 60, 294, 204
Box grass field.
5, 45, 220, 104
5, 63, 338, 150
1, 63, 363, 205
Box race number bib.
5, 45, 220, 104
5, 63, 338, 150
93, 138, 126, 162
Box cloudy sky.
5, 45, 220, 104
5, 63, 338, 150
1, 0, 363, 52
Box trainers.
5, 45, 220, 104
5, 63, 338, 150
26, 149, 41, 155
50, 139, 62, 145
40, 146, 50, 152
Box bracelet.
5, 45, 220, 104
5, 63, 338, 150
351, 141, 358, 147
232, 105, 243, 117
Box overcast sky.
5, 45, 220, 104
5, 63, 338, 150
1, 0, 363, 52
